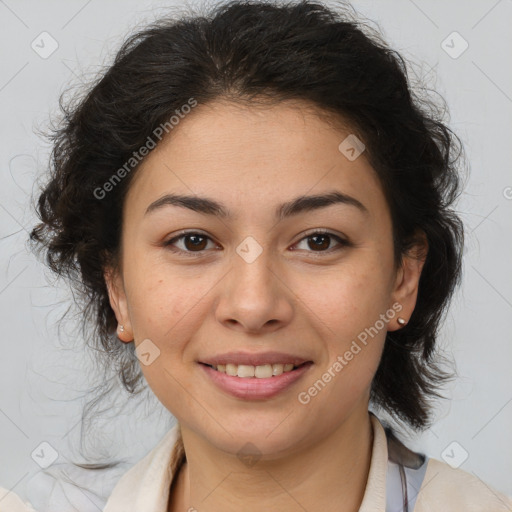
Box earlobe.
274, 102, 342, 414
104, 266, 133, 342
389, 231, 428, 331
116, 324, 131, 343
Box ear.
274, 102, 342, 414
388, 229, 428, 331
104, 265, 133, 343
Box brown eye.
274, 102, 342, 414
307, 233, 331, 251
164, 232, 216, 256
182, 234, 208, 251
293, 231, 349, 254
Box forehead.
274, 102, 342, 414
125, 99, 387, 221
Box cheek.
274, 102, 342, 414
304, 304, 386, 421
125, 259, 203, 336
304, 257, 393, 329
300, 255, 390, 384
127, 273, 207, 415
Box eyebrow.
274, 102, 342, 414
144, 190, 369, 220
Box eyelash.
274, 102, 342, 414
163, 229, 351, 258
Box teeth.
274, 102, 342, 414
213, 363, 297, 378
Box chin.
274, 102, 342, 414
205, 416, 311, 458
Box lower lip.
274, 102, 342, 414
199, 362, 313, 400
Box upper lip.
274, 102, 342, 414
199, 351, 312, 367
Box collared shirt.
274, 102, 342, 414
2, 413, 511, 511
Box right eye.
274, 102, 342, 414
163, 231, 220, 257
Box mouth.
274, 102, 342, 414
199, 361, 311, 378
198, 360, 314, 400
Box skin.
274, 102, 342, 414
104, 99, 427, 512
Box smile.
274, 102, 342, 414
199, 361, 313, 400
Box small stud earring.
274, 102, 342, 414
397, 317, 407, 326
119, 325, 124, 332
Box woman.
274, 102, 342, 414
1, 0, 510, 510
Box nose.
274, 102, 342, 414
214, 250, 294, 334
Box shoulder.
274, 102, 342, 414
414, 458, 512, 512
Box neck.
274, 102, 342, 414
169, 409, 374, 512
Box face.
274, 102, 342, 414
105, 99, 425, 458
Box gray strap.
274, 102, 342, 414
384, 423, 429, 512
386, 458, 429, 511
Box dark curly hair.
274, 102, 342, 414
29, 0, 465, 463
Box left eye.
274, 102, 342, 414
163, 231, 348, 256
293, 231, 348, 253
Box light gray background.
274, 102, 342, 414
1, 0, 511, 505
